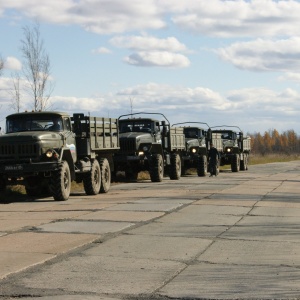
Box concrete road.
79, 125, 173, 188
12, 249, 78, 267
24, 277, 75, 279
0, 161, 300, 299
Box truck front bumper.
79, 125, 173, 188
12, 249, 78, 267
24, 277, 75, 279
0, 161, 61, 177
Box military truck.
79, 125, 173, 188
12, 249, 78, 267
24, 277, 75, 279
172, 122, 223, 176
0, 111, 119, 200
211, 125, 251, 172
113, 112, 185, 182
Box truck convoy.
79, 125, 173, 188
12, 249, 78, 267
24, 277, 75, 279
113, 112, 185, 182
172, 122, 223, 176
0, 111, 119, 200
0, 110, 251, 200
211, 126, 251, 172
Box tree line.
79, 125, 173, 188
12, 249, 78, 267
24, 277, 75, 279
249, 129, 300, 155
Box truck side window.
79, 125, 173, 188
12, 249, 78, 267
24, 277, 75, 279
64, 118, 71, 131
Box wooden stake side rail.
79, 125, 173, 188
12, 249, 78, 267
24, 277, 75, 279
169, 127, 186, 151
88, 117, 119, 151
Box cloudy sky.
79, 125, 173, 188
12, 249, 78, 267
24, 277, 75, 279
1, 0, 300, 134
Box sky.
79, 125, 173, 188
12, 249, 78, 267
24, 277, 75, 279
1, 0, 300, 134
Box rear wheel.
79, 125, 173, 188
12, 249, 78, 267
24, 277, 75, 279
197, 155, 207, 177
231, 154, 240, 172
149, 154, 164, 182
100, 158, 111, 193
83, 159, 101, 195
50, 161, 71, 201
169, 153, 181, 180
240, 154, 248, 171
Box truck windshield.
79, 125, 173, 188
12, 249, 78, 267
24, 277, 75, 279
184, 128, 202, 138
119, 120, 153, 133
6, 116, 63, 133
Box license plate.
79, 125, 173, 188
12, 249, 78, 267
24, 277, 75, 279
5, 165, 23, 171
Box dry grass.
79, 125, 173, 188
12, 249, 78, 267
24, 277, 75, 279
249, 153, 300, 165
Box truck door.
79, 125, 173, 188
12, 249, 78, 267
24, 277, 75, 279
63, 117, 77, 162
153, 122, 162, 144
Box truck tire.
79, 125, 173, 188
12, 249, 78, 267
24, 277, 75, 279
169, 153, 181, 180
197, 155, 207, 177
149, 154, 164, 182
100, 158, 111, 193
231, 154, 240, 172
240, 154, 248, 171
83, 159, 101, 195
50, 161, 71, 201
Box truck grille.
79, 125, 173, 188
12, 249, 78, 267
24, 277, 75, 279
120, 138, 136, 153
0, 143, 40, 161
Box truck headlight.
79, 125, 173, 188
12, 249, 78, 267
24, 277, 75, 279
45, 149, 59, 159
138, 151, 144, 156
191, 148, 197, 153
46, 149, 53, 158
226, 148, 231, 153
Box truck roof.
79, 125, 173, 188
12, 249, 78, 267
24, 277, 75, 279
119, 118, 160, 123
6, 111, 70, 119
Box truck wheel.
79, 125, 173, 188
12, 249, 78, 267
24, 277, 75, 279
240, 154, 248, 171
169, 153, 181, 180
197, 155, 207, 177
149, 154, 164, 182
231, 154, 240, 172
83, 159, 101, 195
100, 158, 111, 193
50, 161, 71, 201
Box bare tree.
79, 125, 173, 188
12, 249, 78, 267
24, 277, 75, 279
9, 72, 22, 113
20, 23, 53, 111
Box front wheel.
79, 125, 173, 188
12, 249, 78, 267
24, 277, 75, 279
83, 159, 101, 195
100, 158, 111, 193
197, 155, 207, 177
169, 153, 181, 180
50, 161, 71, 201
149, 154, 164, 182
240, 154, 249, 171
231, 154, 240, 172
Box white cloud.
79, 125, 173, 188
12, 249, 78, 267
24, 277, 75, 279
123, 51, 190, 68
217, 37, 300, 73
278, 72, 300, 83
110, 35, 188, 52
110, 35, 190, 68
4, 56, 22, 70
91, 47, 111, 54
171, 0, 300, 38
0, 0, 165, 34
2, 0, 300, 38
1, 80, 300, 133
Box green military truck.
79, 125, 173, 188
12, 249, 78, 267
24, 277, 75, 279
0, 111, 119, 200
172, 122, 223, 176
211, 126, 251, 172
113, 112, 185, 182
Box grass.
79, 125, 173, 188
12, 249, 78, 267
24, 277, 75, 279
248, 153, 300, 165
1, 153, 299, 202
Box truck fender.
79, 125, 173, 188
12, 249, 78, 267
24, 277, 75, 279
61, 148, 75, 181
149, 144, 164, 156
